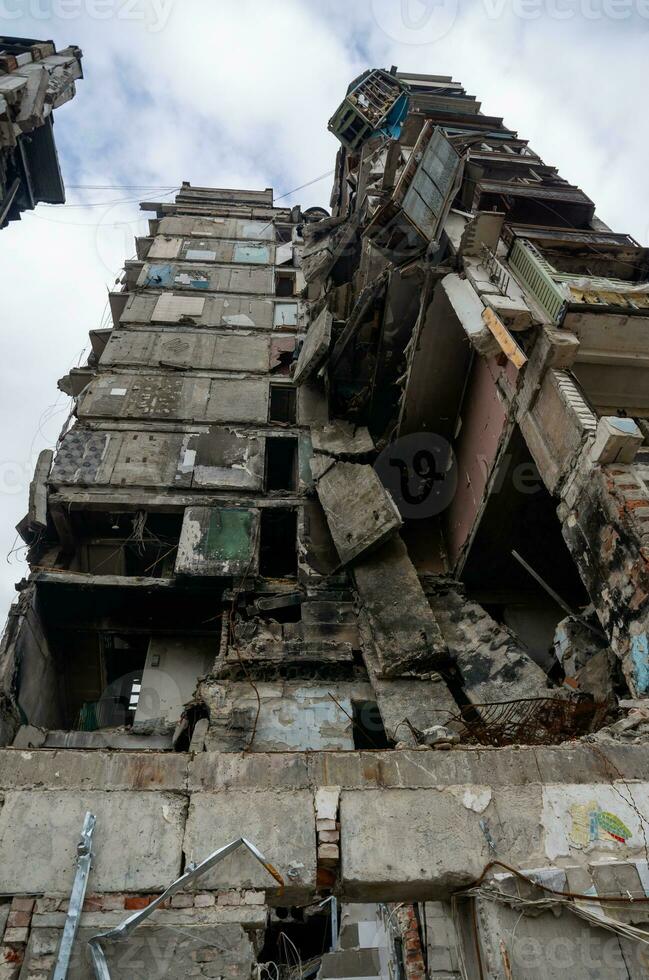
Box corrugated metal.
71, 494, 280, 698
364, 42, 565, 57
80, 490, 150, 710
401, 127, 462, 244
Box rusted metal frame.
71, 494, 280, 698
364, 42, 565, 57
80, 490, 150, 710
453, 696, 607, 747
88, 837, 283, 980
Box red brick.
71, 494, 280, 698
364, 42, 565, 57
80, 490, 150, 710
9, 899, 34, 915
82, 896, 105, 912
316, 868, 336, 890
98, 895, 125, 911
6, 912, 31, 930
124, 896, 152, 911
2, 945, 24, 964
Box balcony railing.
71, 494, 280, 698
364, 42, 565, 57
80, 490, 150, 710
509, 238, 649, 323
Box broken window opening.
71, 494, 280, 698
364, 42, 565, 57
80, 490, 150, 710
275, 270, 296, 297
259, 907, 335, 980
173, 701, 210, 753
351, 700, 391, 749
5, 581, 224, 745
460, 426, 594, 682
265, 437, 298, 492
269, 384, 297, 424
66, 512, 182, 579
73, 633, 149, 731
259, 509, 298, 579
275, 225, 293, 244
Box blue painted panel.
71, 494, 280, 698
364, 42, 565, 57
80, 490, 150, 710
631, 634, 649, 693
376, 94, 409, 141
144, 264, 174, 287
234, 243, 271, 265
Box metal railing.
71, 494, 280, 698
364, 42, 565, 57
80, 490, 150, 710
508, 238, 566, 322
509, 238, 649, 323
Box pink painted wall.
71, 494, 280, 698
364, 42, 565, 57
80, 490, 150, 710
445, 356, 510, 569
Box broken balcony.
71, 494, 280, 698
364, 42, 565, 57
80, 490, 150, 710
3, 576, 221, 750
328, 69, 409, 153
509, 236, 649, 416
364, 123, 463, 258
508, 236, 649, 323
470, 176, 595, 228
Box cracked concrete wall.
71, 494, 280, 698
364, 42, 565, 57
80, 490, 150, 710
197, 680, 367, 752
18, 909, 263, 980
0, 745, 648, 899
426, 579, 550, 704
559, 461, 649, 696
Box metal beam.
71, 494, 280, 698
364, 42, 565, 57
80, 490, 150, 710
53, 811, 96, 980
88, 837, 283, 980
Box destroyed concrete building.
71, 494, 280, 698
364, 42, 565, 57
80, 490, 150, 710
2, 67, 649, 977
0, 36, 83, 228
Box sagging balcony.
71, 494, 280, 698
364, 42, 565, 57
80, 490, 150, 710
509, 237, 649, 323
471, 177, 595, 228
328, 69, 409, 153
509, 236, 649, 416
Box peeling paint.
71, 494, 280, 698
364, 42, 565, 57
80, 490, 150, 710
631, 633, 649, 694
542, 784, 649, 861
459, 787, 492, 814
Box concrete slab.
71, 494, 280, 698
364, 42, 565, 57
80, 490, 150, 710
317, 463, 402, 565
184, 790, 316, 897
293, 308, 332, 384
340, 786, 542, 899
24, 922, 256, 980
0, 791, 186, 893
353, 538, 447, 676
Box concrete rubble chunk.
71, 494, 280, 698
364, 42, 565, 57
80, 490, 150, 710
293, 308, 332, 384
427, 583, 550, 706
316, 462, 403, 566
590, 415, 643, 465
311, 421, 375, 458
353, 537, 448, 677
441, 273, 500, 358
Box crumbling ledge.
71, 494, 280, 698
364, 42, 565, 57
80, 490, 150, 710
0, 746, 648, 900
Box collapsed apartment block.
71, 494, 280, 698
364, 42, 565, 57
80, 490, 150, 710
2, 67, 649, 977
0, 35, 82, 228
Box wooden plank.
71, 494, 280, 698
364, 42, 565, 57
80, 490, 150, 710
482, 307, 528, 369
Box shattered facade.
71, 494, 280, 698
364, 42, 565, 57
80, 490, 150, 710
0, 35, 82, 228
2, 68, 649, 977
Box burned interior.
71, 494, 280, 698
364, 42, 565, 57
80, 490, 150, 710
2, 61, 649, 980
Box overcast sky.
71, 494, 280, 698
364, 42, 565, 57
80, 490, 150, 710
0, 0, 647, 617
